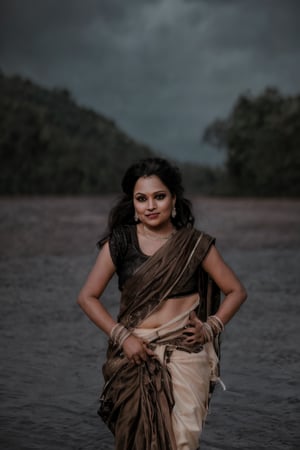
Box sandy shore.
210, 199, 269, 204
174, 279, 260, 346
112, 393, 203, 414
0, 196, 299, 449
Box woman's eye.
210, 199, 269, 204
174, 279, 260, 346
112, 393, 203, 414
136, 196, 146, 202
156, 194, 166, 200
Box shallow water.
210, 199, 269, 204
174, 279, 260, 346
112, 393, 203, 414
1, 196, 299, 449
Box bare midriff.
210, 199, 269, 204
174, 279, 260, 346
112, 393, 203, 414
137, 292, 200, 328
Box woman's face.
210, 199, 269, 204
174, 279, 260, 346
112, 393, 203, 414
133, 175, 176, 229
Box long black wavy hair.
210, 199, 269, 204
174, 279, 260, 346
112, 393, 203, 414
99, 158, 194, 245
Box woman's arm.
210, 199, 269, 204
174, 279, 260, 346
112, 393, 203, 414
77, 241, 117, 335
184, 245, 247, 345
201, 245, 247, 325
77, 241, 155, 363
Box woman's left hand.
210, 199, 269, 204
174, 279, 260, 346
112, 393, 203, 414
183, 311, 206, 345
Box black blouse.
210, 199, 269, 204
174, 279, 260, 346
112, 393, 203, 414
108, 225, 208, 296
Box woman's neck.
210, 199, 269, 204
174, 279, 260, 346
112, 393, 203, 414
141, 223, 176, 241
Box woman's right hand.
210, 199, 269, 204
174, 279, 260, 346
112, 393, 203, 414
122, 334, 156, 365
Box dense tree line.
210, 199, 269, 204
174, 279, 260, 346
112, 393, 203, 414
1, 71, 299, 196
203, 87, 300, 196
1, 71, 219, 195
0, 72, 156, 194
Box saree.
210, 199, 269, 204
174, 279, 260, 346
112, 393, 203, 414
98, 227, 221, 450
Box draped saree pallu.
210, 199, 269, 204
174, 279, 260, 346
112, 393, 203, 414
98, 228, 221, 450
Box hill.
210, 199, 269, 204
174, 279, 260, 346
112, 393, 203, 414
0, 71, 156, 194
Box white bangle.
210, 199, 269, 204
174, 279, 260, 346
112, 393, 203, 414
210, 315, 225, 332
110, 322, 131, 347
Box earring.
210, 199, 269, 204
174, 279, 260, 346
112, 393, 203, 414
134, 211, 139, 222
171, 206, 177, 218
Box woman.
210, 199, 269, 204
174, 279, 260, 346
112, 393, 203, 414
77, 157, 247, 450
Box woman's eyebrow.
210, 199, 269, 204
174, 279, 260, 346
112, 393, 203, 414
135, 190, 166, 196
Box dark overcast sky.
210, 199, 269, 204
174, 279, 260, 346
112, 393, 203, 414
1, 0, 300, 164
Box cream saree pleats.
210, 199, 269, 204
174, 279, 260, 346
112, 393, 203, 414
134, 302, 212, 450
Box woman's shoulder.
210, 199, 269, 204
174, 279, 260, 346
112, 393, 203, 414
109, 224, 138, 258
189, 226, 216, 243
109, 224, 145, 272
190, 227, 216, 260
111, 224, 135, 240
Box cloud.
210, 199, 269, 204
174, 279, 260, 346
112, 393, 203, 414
1, 0, 299, 163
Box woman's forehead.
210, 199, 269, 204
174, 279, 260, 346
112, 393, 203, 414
133, 175, 169, 194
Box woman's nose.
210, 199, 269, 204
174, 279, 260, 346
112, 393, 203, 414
147, 198, 156, 210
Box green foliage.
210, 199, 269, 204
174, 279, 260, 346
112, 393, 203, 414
180, 162, 228, 195
203, 87, 300, 196
0, 72, 155, 194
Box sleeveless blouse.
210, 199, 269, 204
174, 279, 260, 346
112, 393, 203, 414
108, 225, 215, 296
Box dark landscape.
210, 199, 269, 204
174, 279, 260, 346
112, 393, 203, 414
0, 196, 299, 449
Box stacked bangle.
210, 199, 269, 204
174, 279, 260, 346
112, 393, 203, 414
201, 315, 225, 343
207, 315, 225, 334
110, 323, 131, 347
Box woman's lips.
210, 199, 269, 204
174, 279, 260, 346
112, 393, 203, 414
146, 213, 159, 219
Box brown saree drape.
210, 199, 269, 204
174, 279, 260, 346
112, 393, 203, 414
98, 228, 220, 450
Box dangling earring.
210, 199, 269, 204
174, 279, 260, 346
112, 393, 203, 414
171, 206, 177, 218
134, 211, 139, 222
